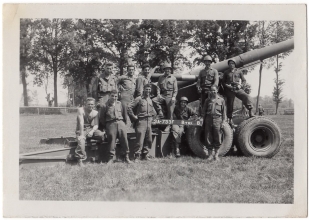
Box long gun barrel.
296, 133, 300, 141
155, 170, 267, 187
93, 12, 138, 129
151, 38, 294, 102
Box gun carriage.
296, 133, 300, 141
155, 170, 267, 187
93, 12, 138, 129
20, 39, 294, 167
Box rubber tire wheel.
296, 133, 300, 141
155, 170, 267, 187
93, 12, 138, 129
186, 122, 233, 158
232, 115, 249, 126
235, 116, 282, 158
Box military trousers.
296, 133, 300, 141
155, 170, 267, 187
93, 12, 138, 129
106, 120, 129, 157
75, 129, 105, 160
200, 88, 211, 109
225, 88, 253, 119
171, 125, 185, 144
152, 96, 176, 119
134, 117, 153, 156
204, 115, 222, 149
119, 90, 134, 107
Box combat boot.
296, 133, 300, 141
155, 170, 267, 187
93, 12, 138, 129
106, 156, 114, 165
214, 148, 220, 161
202, 146, 209, 156
142, 153, 150, 161
134, 153, 141, 163
207, 148, 215, 161
175, 143, 181, 158
248, 105, 255, 118
123, 154, 132, 164
77, 159, 85, 167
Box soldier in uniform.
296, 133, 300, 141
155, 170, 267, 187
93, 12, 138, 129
258, 104, 265, 116
128, 84, 157, 161
152, 63, 178, 131
99, 90, 131, 164
75, 97, 105, 166
91, 62, 118, 107
222, 59, 254, 124
201, 86, 226, 161
135, 63, 151, 98
117, 62, 136, 107
171, 97, 198, 158
196, 55, 219, 109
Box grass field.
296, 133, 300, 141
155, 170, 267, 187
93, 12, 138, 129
19, 114, 294, 203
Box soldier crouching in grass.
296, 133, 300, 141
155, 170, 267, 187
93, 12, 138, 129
75, 97, 105, 167
201, 86, 227, 161
128, 84, 157, 162
99, 90, 131, 164
171, 96, 198, 158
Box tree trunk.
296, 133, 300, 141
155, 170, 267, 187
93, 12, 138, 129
53, 63, 58, 107
275, 55, 279, 115
21, 65, 29, 106
256, 62, 263, 113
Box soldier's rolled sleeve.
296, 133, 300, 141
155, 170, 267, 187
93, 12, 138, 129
214, 70, 219, 87
172, 78, 178, 98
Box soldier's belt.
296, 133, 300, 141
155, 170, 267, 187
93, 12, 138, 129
152, 119, 203, 126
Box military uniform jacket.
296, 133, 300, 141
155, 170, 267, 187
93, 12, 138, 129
135, 75, 150, 98
222, 68, 246, 87
99, 100, 128, 129
201, 96, 226, 119
157, 75, 178, 98
76, 108, 98, 133
173, 106, 197, 120
128, 96, 156, 119
117, 75, 136, 93
197, 68, 219, 89
91, 73, 118, 99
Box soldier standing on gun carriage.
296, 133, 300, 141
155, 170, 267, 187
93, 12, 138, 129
171, 97, 198, 158
222, 59, 254, 125
117, 63, 136, 107
128, 84, 158, 161
91, 62, 118, 110
201, 86, 227, 161
196, 55, 219, 110
75, 97, 105, 167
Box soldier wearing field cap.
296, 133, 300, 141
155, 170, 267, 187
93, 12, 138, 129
99, 90, 131, 164
222, 58, 254, 123
196, 55, 219, 109
171, 96, 198, 158
128, 84, 158, 161
91, 62, 118, 107
201, 86, 226, 161
152, 62, 178, 131
117, 62, 136, 107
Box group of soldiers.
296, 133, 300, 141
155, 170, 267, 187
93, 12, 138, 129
75, 56, 254, 166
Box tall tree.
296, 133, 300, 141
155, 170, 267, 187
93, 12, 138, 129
189, 20, 258, 65
31, 19, 75, 106
20, 19, 38, 106
135, 20, 193, 73
95, 19, 140, 75
267, 21, 294, 114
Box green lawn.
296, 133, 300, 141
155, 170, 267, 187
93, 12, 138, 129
19, 114, 294, 203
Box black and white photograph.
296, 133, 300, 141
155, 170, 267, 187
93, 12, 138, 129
3, 3, 307, 218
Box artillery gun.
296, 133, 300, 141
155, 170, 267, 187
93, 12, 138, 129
19, 39, 294, 167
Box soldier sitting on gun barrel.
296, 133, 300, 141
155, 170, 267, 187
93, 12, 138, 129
75, 97, 105, 167
171, 96, 198, 158
222, 58, 254, 125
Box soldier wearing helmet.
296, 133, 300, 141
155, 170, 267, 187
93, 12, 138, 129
222, 58, 254, 124
196, 55, 219, 111
152, 62, 178, 131
171, 96, 198, 157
